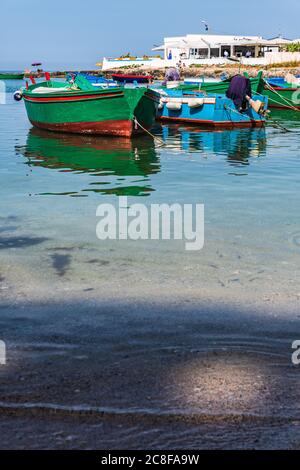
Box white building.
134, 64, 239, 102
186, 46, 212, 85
101, 33, 299, 70
152, 34, 293, 64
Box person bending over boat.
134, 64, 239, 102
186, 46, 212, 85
226, 74, 252, 111
226, 74, 265, 115
163, 67, 181, 85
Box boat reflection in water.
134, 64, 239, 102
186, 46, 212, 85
17, 128, 161, 197
17, 124, 267, 198
160, 123, 267, 168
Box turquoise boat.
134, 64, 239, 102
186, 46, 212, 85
157, 90, 268, 128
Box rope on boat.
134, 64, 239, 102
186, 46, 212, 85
264, 81, 300, 112
251, 86, 297, 132
224, 104, 252, 121
134, 118, 165, 146
224, 103, 292, 133
254, 81, 300, 112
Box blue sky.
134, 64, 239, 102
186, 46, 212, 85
1, 0, 299, 70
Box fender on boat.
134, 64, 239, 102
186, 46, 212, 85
166, 101, 182, 111
13, 90, 23, 101
187, 98, 204, 108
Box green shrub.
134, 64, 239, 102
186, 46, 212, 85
285, 43, 300, 53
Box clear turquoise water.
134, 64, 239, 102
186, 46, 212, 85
1, 80, 300, 301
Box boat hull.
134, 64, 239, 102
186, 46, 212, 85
29, 118, 145, 137
175, 73, 263, 95
158, 115, 265, 128
261, 85, 300, 109
0, 73, 24, 80
111, 74, 152, 84
22, 84, 159, 137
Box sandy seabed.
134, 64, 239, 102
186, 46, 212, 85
0, 276, 300, 449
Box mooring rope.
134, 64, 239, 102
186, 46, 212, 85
250, 84, 299, 132
224, 104, 251, 120
265, 115, 293, 133
134, 118, 165, 146
224, 103, 293, 133
254, 80, 300, 112
264, 82, 300, 112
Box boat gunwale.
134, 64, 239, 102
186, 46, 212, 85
22, 81, 159, 99
22, 87, 124, 99
264, 85, 299, 92
23, 89, 160, 107
22, 92, 125, 104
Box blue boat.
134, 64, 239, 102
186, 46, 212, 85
157, 90, 268, 128
267, 76, 300, 88
66, 72, 117, 88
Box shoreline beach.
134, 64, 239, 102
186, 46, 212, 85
0, 290, 300, 449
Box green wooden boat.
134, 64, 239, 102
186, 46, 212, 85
177, 72, 300, 110
170, 71, 264, 95
0, 73, 24, 80
257, 80, 300, 110
18, 77, 160, 137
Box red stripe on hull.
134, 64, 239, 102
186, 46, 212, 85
265, 86, 299, 92
30, 119, 147, 137
269, 104, 300, 109
24, 92, 122, 103
158, 116, 265, 128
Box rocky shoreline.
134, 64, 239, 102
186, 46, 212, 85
104, 65, 300, 80
24, 64, 300, 81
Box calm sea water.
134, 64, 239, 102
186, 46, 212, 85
1, 79, 300, 301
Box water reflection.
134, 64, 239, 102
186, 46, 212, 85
160, 124, 267, 167
16, 125, 268, 198
16, 129, 161, 197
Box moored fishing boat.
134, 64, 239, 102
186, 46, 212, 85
16, 75, 160, 137
165, 71, 300, 113
258, 77, 300, 110
111, 73, 153, 84
0, 72, 24, 80
66, 72, 118, 87
157, 89, 268, 128
170, 71, 264, 94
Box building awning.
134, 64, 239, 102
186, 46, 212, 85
152, 38, 210, 51
152, 36, 295, 52
152, 44, 165, 51
152, 41, 189, 51
267, 36, 293, 44
224, 39, 289, 47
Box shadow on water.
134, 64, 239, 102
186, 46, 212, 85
0, 298, 300, 449
50, 253, 72, 277
15, 128, 161, 197
0, 235, 48, 250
